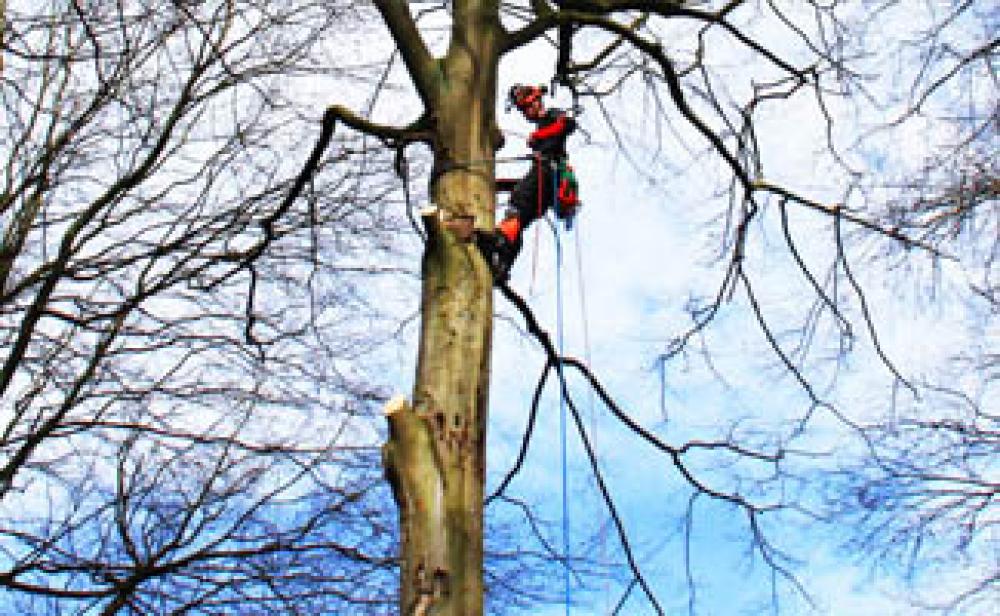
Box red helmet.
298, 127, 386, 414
508, 84, 547, 111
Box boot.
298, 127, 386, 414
493, 230, 522, 283
475, 228, 522, 284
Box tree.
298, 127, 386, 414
352, 1, 995, 614
1, 2, 406, 612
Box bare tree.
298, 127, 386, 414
1, 2, 409, 612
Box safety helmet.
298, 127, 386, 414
508, 84, 547, 111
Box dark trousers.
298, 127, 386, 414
508, 157, 556, 230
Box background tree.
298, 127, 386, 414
1, 2, 408, 613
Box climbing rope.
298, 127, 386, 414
529, 223, 541, 296
549, 168, 571, 616
548, 154, 594, 615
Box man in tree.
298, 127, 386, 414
478, 84, 579, 282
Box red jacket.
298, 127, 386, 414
528, 109, 576, 160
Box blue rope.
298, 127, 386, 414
550, 167, 570, 615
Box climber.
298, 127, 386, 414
478, 84, 580, 282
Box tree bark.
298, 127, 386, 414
382, 2, 503, 614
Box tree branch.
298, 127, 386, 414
372, 0, 439, 106
755, 180, 956, 259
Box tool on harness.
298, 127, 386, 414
555, 159, 580, 228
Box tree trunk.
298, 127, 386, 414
382, 3, 502, 614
